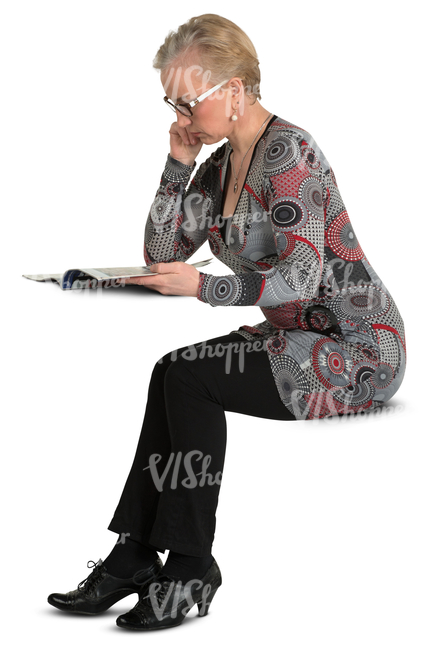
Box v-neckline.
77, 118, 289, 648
220, 114, 277, 220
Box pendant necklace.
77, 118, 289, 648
231, 113, 272, 193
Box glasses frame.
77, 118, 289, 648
163, 79, 230, 116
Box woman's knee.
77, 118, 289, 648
163, 353, 198, 394
152, 342, 194, 381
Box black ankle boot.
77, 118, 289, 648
161, 551, 214, 583
115, 558, 222, 631
47, 557, 163, 615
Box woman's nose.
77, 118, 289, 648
176, 110, 192, 127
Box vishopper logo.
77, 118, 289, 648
183, 204, 271, 233
148, 193, 271, 234
143, 451, 222, 491
41, 276, 124, 295
322, 258, 387, 294
157, 338, 269, 374
321, 258, 365, 295
141, 577, 214, 621
291, 388, 405, 423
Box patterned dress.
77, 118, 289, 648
144, 115, 406, 420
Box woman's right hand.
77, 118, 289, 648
169, 121, 203, 166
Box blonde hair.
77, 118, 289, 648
153, 14, 261, 102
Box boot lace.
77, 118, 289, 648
141, 574, 178, 610
77, 559, 104, 595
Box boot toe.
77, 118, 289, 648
116, 611, 145, 630
47, 592, 72, 610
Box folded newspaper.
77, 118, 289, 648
23, 258, 213, 290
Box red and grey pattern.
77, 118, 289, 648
144, 116, 406, 419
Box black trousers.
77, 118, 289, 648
108, 331, 295, 556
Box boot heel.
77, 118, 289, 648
197, 584, 220, 617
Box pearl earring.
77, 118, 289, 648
231, 108, 238, 121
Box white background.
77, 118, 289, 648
1, 1, 442, 648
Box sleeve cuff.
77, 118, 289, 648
162, 154, 197, 183
197, 272, 213, 305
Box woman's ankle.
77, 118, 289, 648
104, 535, 159, 578
162, 551, 214, 582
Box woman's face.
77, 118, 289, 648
161, 60, 240, 145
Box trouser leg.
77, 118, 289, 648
107, 334, 211, 552
108, 332, 295, 555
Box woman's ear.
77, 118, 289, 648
229, 78, 243, 98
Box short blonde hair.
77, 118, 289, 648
153, 14, 261, 102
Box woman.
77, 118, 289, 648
47, 13, 406, 631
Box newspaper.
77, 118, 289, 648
23, 258, 213, 290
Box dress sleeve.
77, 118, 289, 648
143, 153, 214, 265
196, 130, 325, 307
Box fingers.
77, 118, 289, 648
180, 126, 193, 146
121, 277, 141, 285
169, 122, 189, 145
186, 129, 200, 146
123, 275, 161, 285
169, 122, 202, 149
119, 263, 196, 296
150, 262, 181, 274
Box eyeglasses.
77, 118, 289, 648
163, 79, 229, 117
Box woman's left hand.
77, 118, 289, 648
123, 261, 200, 297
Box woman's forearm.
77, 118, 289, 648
143, 154, 198, 265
